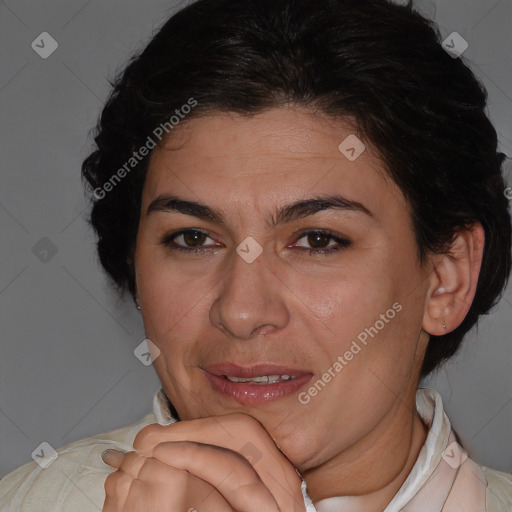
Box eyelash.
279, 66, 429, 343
160, 228, 351, 256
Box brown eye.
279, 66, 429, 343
182, 230, 208, 247
307, 232, 331, 249
161, 229, 219, 253
293, 229, 351, 255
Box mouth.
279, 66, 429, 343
224, 374, 297, 384
201, 363, 313, 405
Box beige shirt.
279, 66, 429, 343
0, 388, 511, 511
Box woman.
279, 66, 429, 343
1, 0, 511, 510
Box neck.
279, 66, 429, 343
303, 389, 428, 510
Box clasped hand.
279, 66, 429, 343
102, 413, 306, 512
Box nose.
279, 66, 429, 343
209, 249, 290, 340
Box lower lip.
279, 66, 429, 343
203, 371, 313, 405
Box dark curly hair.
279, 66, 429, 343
81, 0, 511, 378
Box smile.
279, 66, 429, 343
201, 363, 312, 404
224, 374, 297, 384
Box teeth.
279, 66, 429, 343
225, 374, 296, 384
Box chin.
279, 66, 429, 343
270, 428, 318, 467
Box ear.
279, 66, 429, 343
423, 223, 485, 335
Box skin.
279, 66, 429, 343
102, 106, 484, 511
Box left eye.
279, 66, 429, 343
293, 230, 351, 254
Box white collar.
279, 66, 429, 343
313, 388, 486, 512
152, 388, 486, 512
384, 387, 453, 510
153, 388, 178, 426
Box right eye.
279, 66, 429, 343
160, 228, 221, 253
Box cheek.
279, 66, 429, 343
136, 245, 205, 330
292, 262, 420, 404
289, 259, 398, 339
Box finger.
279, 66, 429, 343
134, 415, 250, 455
134, 416, 304, 511
101, 449, 126, 468
104, 454, 236, 512
103, 471, 132, 512
106, 478, 235, 512
111, 450, 182, 486
151, 441, 279, 512
109, 449, 233, 500
135, 415, 288, 469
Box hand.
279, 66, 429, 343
102, 413, 305, 512
102, 448, 232, 512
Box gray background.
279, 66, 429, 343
0, 0, 511, 479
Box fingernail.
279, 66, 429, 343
101, 449, 118, 463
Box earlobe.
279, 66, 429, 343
422, 223, 485, 336
134, 284, 141, 311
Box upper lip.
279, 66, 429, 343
202, 363, 311, 378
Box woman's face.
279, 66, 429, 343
134, 107, 433, 471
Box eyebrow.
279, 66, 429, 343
146, 194, 373, 226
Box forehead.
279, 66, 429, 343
142, 107, 404, 217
